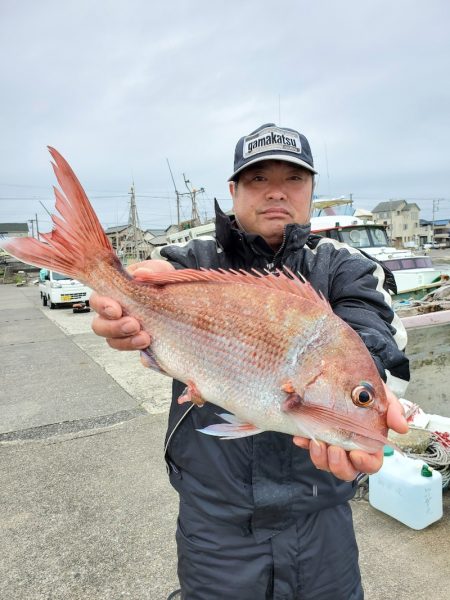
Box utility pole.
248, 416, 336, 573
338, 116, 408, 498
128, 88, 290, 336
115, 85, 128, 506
389, 199, 394, 244
28, 219, 35, 238
35, 213, 40, 240
167, 158, 181, 228
183, 173, 204, 226
432, 198, 440, 245
120, 183, 146, 262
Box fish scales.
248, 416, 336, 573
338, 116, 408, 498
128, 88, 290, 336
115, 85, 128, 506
89, 269, 350, 432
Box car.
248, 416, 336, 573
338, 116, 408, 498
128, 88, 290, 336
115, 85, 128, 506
39, 269, 92, 309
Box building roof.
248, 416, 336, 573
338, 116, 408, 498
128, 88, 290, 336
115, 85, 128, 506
372, 200, 406, 213
104, 225, 129, 234
145, 228, 166, 237
372, 200, 421, 213
148, 234, 168, 246
0, 222, 29, 233
420, 218, 450, 226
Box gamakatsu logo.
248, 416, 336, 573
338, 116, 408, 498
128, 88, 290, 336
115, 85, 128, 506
244, 129, 301, 158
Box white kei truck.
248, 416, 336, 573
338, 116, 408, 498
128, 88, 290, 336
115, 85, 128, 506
39, 269, 92, 309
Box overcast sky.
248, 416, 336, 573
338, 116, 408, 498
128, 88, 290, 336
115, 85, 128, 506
1, 0, 449, 233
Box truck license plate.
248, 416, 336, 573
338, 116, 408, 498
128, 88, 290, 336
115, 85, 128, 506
61, 295, 71, 301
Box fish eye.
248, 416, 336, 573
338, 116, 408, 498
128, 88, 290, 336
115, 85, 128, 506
351, 382, 375, 407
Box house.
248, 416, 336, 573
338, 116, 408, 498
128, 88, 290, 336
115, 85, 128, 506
166, 221, 216, 244
143, 225, 178, 252
104, 225, 130, 251
104, 224, 151, 261
0, 222, 29, 239
430, 218, 450, 247
371, 200, 420, 248
419, 219, 434, 247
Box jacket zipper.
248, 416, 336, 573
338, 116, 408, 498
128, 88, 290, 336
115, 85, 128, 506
265, 227, 287, 272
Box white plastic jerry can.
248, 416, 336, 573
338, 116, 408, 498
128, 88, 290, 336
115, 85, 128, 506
368, 446, 443, 530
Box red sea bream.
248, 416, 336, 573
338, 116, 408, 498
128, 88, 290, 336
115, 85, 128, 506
0, 148, 395, 452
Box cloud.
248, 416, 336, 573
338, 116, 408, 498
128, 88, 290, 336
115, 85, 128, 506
1, 0, 449, 227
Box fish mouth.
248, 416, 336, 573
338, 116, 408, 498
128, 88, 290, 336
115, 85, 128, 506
291, 404, 393, 453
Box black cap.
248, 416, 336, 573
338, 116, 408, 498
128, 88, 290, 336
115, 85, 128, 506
228, 123, 317, 181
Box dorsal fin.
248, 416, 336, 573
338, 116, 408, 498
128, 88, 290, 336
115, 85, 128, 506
135, 267, 332, 313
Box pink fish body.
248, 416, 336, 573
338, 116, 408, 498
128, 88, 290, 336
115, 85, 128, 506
1, 148, 393, 452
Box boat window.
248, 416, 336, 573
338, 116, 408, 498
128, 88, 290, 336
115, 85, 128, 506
414, 258, 433, 268
339, 227, 371, 248
315, 230, 340, 240
369, 228, 389, 247
401, 259, 415, 269
383, 260, 401, 270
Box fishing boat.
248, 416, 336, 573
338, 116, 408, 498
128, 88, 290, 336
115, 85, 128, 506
310, 199, 449, 299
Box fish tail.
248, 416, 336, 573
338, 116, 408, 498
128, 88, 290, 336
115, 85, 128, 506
0, 147, 120, 283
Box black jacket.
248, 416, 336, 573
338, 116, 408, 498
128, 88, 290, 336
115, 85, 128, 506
156, 203, 409, 543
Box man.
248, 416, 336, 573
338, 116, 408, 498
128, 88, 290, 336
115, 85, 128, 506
91, 123, 409, 599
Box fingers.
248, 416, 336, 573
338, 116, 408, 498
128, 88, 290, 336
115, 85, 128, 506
292, 436, 309, 450
89, 292, 123, 319
382, 382, 409, 434
315, 443, 359, 481
92, 313, 150, 350
90, 292, 150, 350
348, 449, 383, 475
92, 314, 150, 349
127, 259, 175, 279
106, 331, 150, 351
292, 438, 359, 481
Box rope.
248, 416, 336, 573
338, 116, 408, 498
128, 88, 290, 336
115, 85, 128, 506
405, 432, 450, 489
354, 432, 450, 501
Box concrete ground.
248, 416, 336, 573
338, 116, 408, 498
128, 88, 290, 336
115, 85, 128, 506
0, 284, 449, 600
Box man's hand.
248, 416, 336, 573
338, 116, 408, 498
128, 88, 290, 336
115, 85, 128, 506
292, 382, 408, 481
90, 259, 174, 351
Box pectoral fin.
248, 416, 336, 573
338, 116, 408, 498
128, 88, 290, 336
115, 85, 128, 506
197, 413, 263, 439
280, 386, 319, 443
177, 380, 205, 407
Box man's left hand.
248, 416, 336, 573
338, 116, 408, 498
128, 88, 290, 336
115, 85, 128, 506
292, 382, 408, 481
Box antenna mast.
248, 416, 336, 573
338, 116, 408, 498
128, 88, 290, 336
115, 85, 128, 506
183, 174, 204, 226
120, 183, 147, 262
166, 158, 181, 228
167, 159, 205, 230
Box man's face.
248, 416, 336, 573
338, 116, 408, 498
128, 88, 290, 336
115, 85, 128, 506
229, 160, 314, 250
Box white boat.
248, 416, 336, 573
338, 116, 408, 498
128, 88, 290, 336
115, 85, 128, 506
311, 200, 448, 298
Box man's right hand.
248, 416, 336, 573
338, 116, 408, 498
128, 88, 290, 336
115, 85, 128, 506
90, 259, 174, 351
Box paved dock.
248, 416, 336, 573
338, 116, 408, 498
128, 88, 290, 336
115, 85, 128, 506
1, 284, 449, 599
